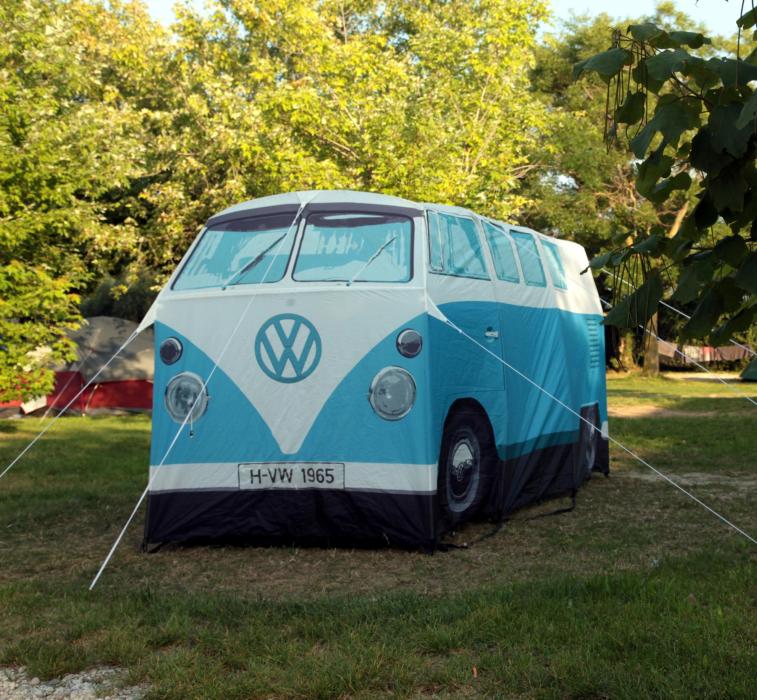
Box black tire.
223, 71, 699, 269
575, 405, 600, 482
437, 409, 496, 528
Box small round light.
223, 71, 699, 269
160, 337, 183, 365
369, 367, 416, 420
165, 372, 208, 423
396, 329, 422, 358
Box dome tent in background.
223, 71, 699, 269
4, 317, 155, 415
742, 357, 757, 382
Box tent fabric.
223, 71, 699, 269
742, 358, 757, 381
659, 341, 751, 364
0, 316, 154, 414
46, 371, 152, 413
63, 316, 154, 382
44, 316, 155, 413
143, 190, 609, 549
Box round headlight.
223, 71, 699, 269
369, 367, 416, 420
165, 372, 208, 423
396, 329, 422, 358
160, 337, 183, 365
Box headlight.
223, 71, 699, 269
165, 372, 208, 423
396, 329, 422, 358
159, 337, 183, 365
369, 367, 416, 420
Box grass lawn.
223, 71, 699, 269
0, 372, 755, 698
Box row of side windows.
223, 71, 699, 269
427, 211, 567, 290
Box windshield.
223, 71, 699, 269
293, 212, 412, 283
172, 213, 297, 291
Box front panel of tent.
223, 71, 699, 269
144, 198, 441, 548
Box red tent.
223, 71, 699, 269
0, 317, 155, 415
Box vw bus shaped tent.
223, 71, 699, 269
145, 190, 609, 549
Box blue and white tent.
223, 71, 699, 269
142, 190, 608, 549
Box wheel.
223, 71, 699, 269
437, 410, 496, 527
576, 405, 600, 481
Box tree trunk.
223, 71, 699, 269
642, 312, 659, 376
619, 331, 636, 370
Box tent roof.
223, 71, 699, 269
212, 190, 424, 222
64, 316, 154, 383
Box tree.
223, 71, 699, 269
0, 0, 164, 401
574, 7, 757, 345
131, 0, 552, 276
521, 5, 732, 371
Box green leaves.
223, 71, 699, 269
643, 49, 692, 82
737, 8, 757, 29
615, 92, 646, 125
630, 95, 701, 158
735, 90, 757, 129
734, 253, 757, 295
682, 288, 724, 339
0, 261, 79, 402
604, 270, 663, 329
715, 236, 749, 267
627, 23, 710, 49
573, 48, 633, 81
574, 19, 757, 343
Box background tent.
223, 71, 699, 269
742, 357, 757, 382
47, 316, 154, 414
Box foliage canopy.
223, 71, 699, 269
575, 8, 757, 345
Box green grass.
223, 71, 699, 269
0, 373, 756, 699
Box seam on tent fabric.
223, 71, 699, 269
89, 194, 317, 590
0, 329, 141, 483
428, 295, 757, 547
601, 267, 756, 358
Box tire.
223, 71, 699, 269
575, 405, 600, 482
437, 410, 496, 528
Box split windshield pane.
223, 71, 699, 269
173, 213, 297, 290
293, 212, 412, 283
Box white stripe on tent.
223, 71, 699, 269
149, 461, 437, 494
424, 295, 757, 547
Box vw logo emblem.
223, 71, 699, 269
255, 314, 322, 383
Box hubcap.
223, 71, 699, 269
447, 435, 480, 512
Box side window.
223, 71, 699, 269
542, 239, 567, 289
482, 221, 520, 283
427, 211, 488, 279
511, 231, 546, 287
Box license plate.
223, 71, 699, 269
238, 462, 344, 490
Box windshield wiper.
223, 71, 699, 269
221, 232, 289, 290
346, 236, 398, 286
